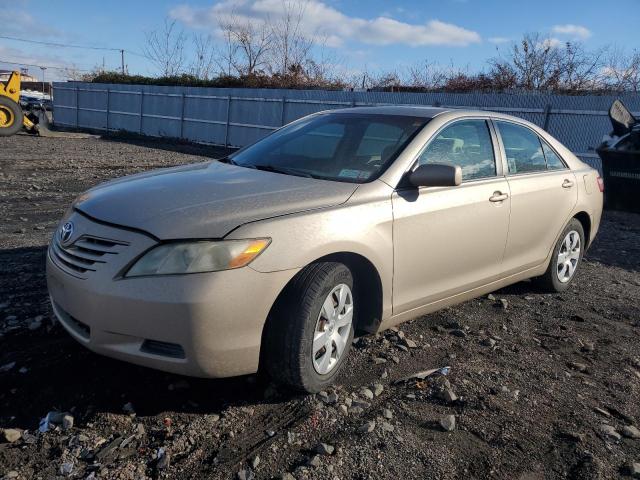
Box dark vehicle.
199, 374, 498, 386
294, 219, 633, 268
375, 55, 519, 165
596, 100, 640, 213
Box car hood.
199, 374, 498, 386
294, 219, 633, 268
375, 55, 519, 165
74, 161, 358, 239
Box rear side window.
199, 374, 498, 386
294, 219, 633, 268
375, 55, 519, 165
496, 121, 547, 174
416, 119, 496, 181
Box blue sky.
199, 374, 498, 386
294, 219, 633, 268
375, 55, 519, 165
1, 0, 638, 81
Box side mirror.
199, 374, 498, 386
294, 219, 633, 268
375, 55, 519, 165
408, 163, 462, 187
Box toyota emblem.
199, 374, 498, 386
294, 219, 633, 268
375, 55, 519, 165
59, 221, 74, 244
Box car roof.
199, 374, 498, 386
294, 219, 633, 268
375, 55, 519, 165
328, 105, 453, 118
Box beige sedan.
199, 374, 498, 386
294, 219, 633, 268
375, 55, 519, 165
47, 107, 603, 392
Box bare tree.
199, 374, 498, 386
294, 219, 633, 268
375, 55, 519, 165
602, 48, 640, 92
268, 0, 314, 76
219, 15, 272, 76
407, 61, 449, 90
190, 34, 217, 79
144, 19, 187, 77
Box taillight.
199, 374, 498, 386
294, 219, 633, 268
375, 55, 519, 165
596, 176, 604, 192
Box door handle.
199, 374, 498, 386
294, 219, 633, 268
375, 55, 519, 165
562, 179, 575, 188
489, 191, 509, 202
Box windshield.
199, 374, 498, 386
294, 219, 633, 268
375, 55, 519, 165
229, 113, 429, 183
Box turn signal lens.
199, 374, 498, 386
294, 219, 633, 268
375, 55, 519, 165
227, 239, 271, 269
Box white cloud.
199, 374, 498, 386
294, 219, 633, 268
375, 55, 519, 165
488, 37, 510, 44
539, 37, 564, 49
170, 0, 481, 47
551, 24, 592, 40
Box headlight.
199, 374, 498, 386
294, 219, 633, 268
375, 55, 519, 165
125, 238, 270, 277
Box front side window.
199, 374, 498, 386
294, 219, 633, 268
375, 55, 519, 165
231, 113, 428, 183
496, 121, 547, 174
416, 119, 496, 181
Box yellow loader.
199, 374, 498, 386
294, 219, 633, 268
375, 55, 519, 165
0, 71, 39, 137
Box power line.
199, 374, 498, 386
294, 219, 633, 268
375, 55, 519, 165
0, 34, 121, 52
0, 58, 91, 72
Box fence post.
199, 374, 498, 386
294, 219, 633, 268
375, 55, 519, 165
105, 89, 110, 134
280, 97, 286, 126
75, 86, 79, 128
180, 92, 186, 139
139, 90, 144, 135
224, 95, 231, 147
543, 104, 552, 131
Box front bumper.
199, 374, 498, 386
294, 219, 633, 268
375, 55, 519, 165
46, 212, 299, 378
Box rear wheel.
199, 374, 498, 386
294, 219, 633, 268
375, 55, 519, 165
262, 262, 355, 393
534, 218, 585, 292
0, 97, 23, 137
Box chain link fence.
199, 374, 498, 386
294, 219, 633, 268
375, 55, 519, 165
52, 82, 640, 172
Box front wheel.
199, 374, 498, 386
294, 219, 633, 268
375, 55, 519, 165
534, 218, 585, 292
262, 262, 355, 393
0, 96, 23, 137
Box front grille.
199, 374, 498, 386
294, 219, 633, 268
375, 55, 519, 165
51, 235, 128, 277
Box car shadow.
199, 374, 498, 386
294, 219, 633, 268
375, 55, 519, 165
0, 245, 287, 430
100, 133, 237, 160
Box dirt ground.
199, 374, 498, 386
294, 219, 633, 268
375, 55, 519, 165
1, 133, 639, 480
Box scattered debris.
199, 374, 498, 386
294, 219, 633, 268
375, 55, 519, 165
440, 415, 456, 432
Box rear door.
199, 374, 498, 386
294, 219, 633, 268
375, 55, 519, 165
392, 118, 511, 314
493, 120, 578, 273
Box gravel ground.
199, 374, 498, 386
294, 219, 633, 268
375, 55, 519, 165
1, 134, 639, 480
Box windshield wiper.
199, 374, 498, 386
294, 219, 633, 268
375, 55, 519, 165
250, 164, 315, 178
217, 156, 237, 165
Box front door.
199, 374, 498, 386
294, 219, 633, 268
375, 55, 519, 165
392, 118, 511, 314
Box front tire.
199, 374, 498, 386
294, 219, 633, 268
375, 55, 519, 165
0, 97, 23, 137
262, 262, 355, 393
534, 218, 585, 292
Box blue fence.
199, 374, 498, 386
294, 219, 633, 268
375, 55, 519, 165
52, 82, 640, 172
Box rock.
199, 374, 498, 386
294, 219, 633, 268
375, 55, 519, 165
360, 388, 374, 400
338, 405, 348, 415
481, 337, 496, 348
60, 461, 74, 475
5, 471, 19, 479
237, 469, 255, 480
315, 443, 335, 455
600, 424, 621, 441
450, 329, 467, 338
352, 399, 371, 409
2, 428, 22, 443
622, 462, 640, 478
594, 407, 611, 417
28, 319, 42, 330
251, 455, 260, 468
349, 406, 364, 415
498, 299, 508, 309
373, 357, 387, 365
308, 455, 321, 468
581, 342, 595, 353
381, 422, 394, 432
487, 294, 496, 301
381, 370, 388, 379
569, 362, 588, 373
439, 388, 458, 403
622, 425, 640, 439
440, 415, 456, 432
157, 451, 170, 470
0, 362, 16, 372
62, 414, 74, 430
359, 421, 376, 433
403, 338, 418, 349
280, 474, 296, 480
383, 409, 393, 419
373, 383, 384, 397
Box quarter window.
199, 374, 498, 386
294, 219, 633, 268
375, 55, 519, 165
416, 120, 496, 181
541, 141, 566, 170
496, 121, 547, 174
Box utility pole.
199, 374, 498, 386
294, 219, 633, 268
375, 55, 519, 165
120, 49, 125, 74
40, 66, 47, 98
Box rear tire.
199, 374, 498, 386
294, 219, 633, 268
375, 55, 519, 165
262, 262, 355, 393
534, 218, 585, 293
0, 97, 23, 137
